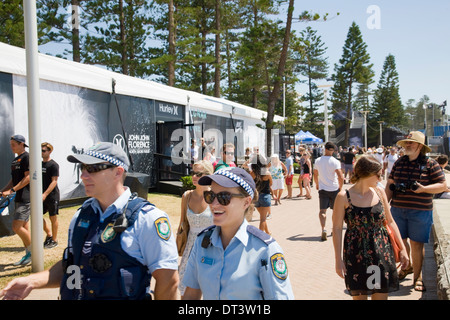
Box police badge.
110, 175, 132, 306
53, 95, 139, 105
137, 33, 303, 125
270, 253, 288, 280
101, 222, 117, 243
155, 217, 171, 240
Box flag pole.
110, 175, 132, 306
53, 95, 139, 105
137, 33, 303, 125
23, 0, 44, 272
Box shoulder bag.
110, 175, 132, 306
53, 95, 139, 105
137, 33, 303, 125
176, 190, 192, 256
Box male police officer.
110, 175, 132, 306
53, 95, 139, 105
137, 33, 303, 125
0, 142, 179, 300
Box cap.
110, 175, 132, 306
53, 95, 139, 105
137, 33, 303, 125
11, 135, 28, 147
376, 148, 383, 153
198, 167, 256, 198
397, 131, 431, 153
67, 142, 130, 171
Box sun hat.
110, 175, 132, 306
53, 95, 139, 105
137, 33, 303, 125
396, 131, 431, 153
67, 142, 130, 171
198, 167, 256, 198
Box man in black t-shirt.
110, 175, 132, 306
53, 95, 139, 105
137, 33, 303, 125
41, 142, 60, 249
342, 148, 356, 184
0, 135, 31, 265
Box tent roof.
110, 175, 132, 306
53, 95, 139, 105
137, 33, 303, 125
0, 42, 284, 122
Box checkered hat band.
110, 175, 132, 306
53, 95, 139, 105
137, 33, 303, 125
85, 150, 128, 170
215, 169, 254, 198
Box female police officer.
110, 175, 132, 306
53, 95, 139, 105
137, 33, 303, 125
182, 167, 294, 300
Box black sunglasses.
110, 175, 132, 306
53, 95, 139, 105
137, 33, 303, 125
191, 171, 205, 177
81, 163, 117, 173
203, 190, 246, 206
41, 149, 49, 153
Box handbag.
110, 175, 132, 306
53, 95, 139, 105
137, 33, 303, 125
375, 187, 401, 263
176, 191, 191, 256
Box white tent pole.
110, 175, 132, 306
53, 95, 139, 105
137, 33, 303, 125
23, 0, 44, 272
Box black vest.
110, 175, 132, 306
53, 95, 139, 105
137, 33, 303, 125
60, 195, 153, 300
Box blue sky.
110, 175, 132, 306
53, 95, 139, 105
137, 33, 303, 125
38, 1, 449, 111
287, 0, 450, 109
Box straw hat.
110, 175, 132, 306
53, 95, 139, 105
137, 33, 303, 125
396, 131, 431, 153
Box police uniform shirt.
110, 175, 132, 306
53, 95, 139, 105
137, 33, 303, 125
67, 187, 178, 274
182, 219, 294, 300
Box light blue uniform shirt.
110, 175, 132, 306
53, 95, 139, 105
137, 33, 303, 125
67, 187, 178, 274
182, 219, 294, 300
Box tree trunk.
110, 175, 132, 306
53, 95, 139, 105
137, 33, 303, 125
168, 0, 175, 86
119, 0, 128, 75
214, 0, 221, 97
265, 0, 294, 156
71, 0, 80, 62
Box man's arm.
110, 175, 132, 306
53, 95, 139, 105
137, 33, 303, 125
2, 172, 30, 196
313, 169, 319, 190
335, 169, 344, 190
385, 178, 395, 202
0, 260, 64, 300
43, 176, 58, 201
152, 269, 179, 300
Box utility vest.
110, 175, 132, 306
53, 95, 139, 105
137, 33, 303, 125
60, 195, 152, 300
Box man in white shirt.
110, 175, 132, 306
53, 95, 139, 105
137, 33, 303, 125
313, 142, 344, 241
383, 146, 399, 179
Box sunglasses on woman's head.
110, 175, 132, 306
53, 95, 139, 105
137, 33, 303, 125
203, 190, 247, 206
81, 163, 117, 173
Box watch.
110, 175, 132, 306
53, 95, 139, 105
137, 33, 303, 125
10, 188, 15, 193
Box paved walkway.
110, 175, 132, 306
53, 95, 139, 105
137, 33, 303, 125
247, 182, 438, 300
26, 181, 438, 300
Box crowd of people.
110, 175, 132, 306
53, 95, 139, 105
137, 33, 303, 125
1, 130, 449, 300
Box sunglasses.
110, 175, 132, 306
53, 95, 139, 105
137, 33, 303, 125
203, 190, 247, 206
191, 171, 205, 177
81, 163, 117, 173
41, 149, 49, 153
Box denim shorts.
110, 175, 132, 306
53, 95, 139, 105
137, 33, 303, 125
390, 207, 433, 243
255, 193, 271, 208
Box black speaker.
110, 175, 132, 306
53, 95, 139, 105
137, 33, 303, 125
124, 172, 150, 200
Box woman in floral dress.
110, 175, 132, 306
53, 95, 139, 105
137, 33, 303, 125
178, 160, 214, 297
332, 155, 409, 300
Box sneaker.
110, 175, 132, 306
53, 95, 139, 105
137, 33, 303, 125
45, 239, 58, 249
321, 230, 327, 241
44, 236, 52, 247
13, 252, 31, 266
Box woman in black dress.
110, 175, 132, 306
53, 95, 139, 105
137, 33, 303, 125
332, 155, 409, 300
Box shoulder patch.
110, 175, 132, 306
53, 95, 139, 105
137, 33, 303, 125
154, 217, 171, 240
270, 253, 288, 280
247, 225, 275, 245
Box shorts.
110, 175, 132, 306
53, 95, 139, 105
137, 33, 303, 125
318, 189, 339, 210
255, 193, 271, 208
43, 198, 59, 216
344, 164, 353, 174
390, 207, 433, 243
285, 174, 293, 185
302, 173, 311, 181
14, 202, 31, 222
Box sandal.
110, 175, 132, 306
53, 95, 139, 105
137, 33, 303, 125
414, 277, 426, 292
398, 264, 413, 280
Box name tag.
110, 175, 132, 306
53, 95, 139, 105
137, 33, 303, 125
201, 256, 214, 265
78, 219, 90, 228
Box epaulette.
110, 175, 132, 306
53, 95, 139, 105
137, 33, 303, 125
198, 225, 216, 248
198, 225, 216, 236
247, 225, 275, 246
